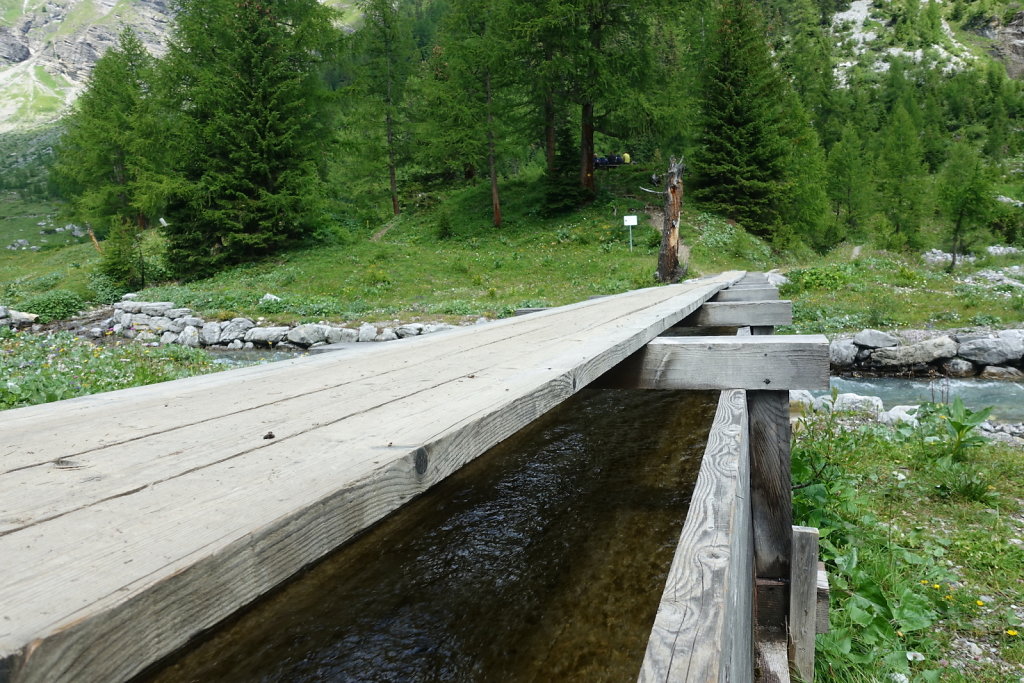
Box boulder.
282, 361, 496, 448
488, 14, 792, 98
943, 358, 976, 378
879, 405, 919, 427
766, 270, 789, 287
200, 322, 222, 346
246, 326, 290, 346
227, 339, 244, 350
979, 366, 1024, 380
870, 336, 958, 367
219, 318, 255, 343
326, 327, 359, 344
0, 305, 8, 318
833, 393, 884, 416
260, 293, 281, 303
180, 316, 205, 328
396, 323, 424, 338
140, 302, 175, 317
178, 326, 201, 348
789, 390, 815, 409
114, 300, 144, 314
853, 329, 899, 348
135, 331, 158, 343
958, 337, 1020, 365
287, 324, 328, 347
9, 310, 38, 327
149, 316, 176, 334
423, 323, 455, 335
130, 313, 153, 330
376, 328, 398, 342
829, 339, 858, 368
165, 308, 193, 319
997, 329, 1024, 358
160, 331, 179, 345
357, 323, 377, 343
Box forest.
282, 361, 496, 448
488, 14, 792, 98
23, 0, 1024, 287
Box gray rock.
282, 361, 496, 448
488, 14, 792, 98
997, 329, 1024, 358
396, 323, 424, 338
165, 308, 193, 319
423, 323, 456, 335
357, 323, 378, 342
88, 327, 103, 339
135, 331, 158, 343
830, 339, 858, 367
958, 337, 1020, 365
140, 302, 175, 317
0, 318, 11, 329
766, 270, 789, 287
979, 366, 1024, 380
9, 310, 38, 327
853, 329, 900, 348
149, 316, 176, 334
870, 336, 958, 367
228, 339, 244, 350
245, 326, 290, 346
219, 318, 255, 342
288, 324, 329, 347
326, 327, 359, 344
260, 293, 281, 303
178, 326, 201, 348
0, 305, 8, 318
160, 331, 179, 345
812, 395, 835, 412
243, 341, 255, 350
789, 390, 815, 409
954, 332, 992, 343
181, 316, 205, 328
114, 300, 144, 314
833, 393, 884, 416
879, 405, 919, 427
943, 358, 976, 377
200, 322, 221, 346
111, 323, 124, 335
376, 328, 398, 342
121, 293, 140, 301
130, 313, 153, 329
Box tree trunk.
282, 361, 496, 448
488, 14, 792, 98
579, 101, 595, 192
544, 93, 556, 173
386, 109, 400, 216
485, 71, 502, 228
657, 157, 687, 283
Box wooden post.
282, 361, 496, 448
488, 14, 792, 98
656, 157, 686, 283
789, 526, 820, 682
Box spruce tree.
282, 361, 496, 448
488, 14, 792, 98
876, 104, 927, 246
826, 123, 872, 240
159, 0, 337, 278
938, 142, 992, 270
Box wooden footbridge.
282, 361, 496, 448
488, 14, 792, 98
0, 272, 830, 682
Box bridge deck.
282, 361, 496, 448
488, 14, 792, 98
0, 271, 742, 683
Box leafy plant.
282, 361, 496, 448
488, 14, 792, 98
18, 289, 85, 322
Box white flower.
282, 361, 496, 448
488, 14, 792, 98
906, 652, 925, 662
889, 674, 909, 683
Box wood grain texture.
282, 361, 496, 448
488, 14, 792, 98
748, 391, 793, 582
688, 301, 792, 327
0, 273, 747, 683
789, 526, 819, 682
638, 389, 753, 683
816, 563, 830, 634
605, 336, 829, 391
755, 638, 791, 683
712, 288, 780, 302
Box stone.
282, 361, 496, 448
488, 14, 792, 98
833, 393, 884, 416
879, 405, 919, 427
870, 336, 958, 367
114, 300, 144, 314
9, 310, 38, 327
326, 327, 359, 344
357, 323, 377, 342
111, 323, 124, 335
287, 324, 328, 347
121, 293, 140, 300
181, 316, 205, 328
954, 332, 992, 343
958, 337, 1020, 365
0, 318, 11, 329
178, 326, 201, 348
423, 323, 455, 335
0, 305, 8, 318
829, 339, 858, 368
245, 326, 290, 346
396, 323, 424, 338
243, 342, 255, 350
260, 293, 281, 303
812, 395, 835, 412
88, 327, 103, 339
135, 331, 158, 343
766, 270, 789, 287
375, 328, 398, 342
140, 302, 175, 317
997, 329, 1024, 358
200, 322, 222, 346
149, 316, 176, 334
943, 358, 976, 378
979, 366, 1024, 380
164, 308, 193, 319
219, 318, 255, 343
228, 339, 244, 350
160, 331, 179, 345
789, 390, 814, 409
853, 329, 899, 348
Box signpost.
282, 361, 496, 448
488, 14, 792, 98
624, 215, 637, 252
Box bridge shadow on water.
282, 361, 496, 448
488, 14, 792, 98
141, 388, 718, 683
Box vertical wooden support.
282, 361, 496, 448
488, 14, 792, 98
748, 389, 793, 635
789, 526, 820, 682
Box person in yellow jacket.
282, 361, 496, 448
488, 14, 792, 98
622, 152, 631, 165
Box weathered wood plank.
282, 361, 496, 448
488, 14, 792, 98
748, 391, 793, 583
599, 335, 829, 391
817, 563, 830, 634
755, 638, 791, 683
686, 301, 792, 328
789, 526, 820, 682
712, 287, 780, 302
0, 272, 746, 683
638, 389, 752, 683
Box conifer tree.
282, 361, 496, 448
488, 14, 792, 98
159, 0, 337, 278
938, 142, 992, 270
876, 104, 927, 246
826, 123, 872, 239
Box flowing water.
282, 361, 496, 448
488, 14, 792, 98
142, 388, 718, 683
820, 376, 1024, 422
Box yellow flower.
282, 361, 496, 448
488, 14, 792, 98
976, 600, 985, 606
1007, 630, 1019, 637
932, 584, 941, 590
920, 580, 929, 585
944, 595, 953, 601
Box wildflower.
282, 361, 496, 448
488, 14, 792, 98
920, 580, 929, 585
933, 584, 941, 590
976, 600, 985, 606
944, 595, 953, 601
1007, 630, 1019, 637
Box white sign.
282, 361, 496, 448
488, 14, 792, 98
624, 215, 638, 226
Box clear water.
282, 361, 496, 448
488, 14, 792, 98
141, 388, 717, 683
819, 377, 1024, 422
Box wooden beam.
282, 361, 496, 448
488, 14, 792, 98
755, 638, 791, 683
639, 390, 753, 683
713, 287, 780, 302
748, 390, 793, 582
599, 335, 829, 391
686, 301, 792, 328
789, 526, 820, 682
817, 563, 830, 634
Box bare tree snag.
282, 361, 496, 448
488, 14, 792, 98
656, 157, 686, 283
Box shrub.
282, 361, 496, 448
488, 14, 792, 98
19, 290, 86, 322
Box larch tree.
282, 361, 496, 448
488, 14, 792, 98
876, 103, 927, 246
938, 142, 993, 271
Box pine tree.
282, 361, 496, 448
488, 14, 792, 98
826, 123, 872, 240
159, 0, 337, 278
876, 104, 927, 246
938, 142, 992, 271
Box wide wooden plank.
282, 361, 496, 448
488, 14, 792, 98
0, 272, 745, 683
603, 335, 829, 391
789, 526, 820, 682
687, 301, 792, 327
712, 287, 780, 302
638, 389, 752, 683
748, 391, 793, 582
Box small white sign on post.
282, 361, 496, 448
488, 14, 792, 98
624, 215, 638, 251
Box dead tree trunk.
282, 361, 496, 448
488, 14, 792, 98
656, 157, 686, 283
